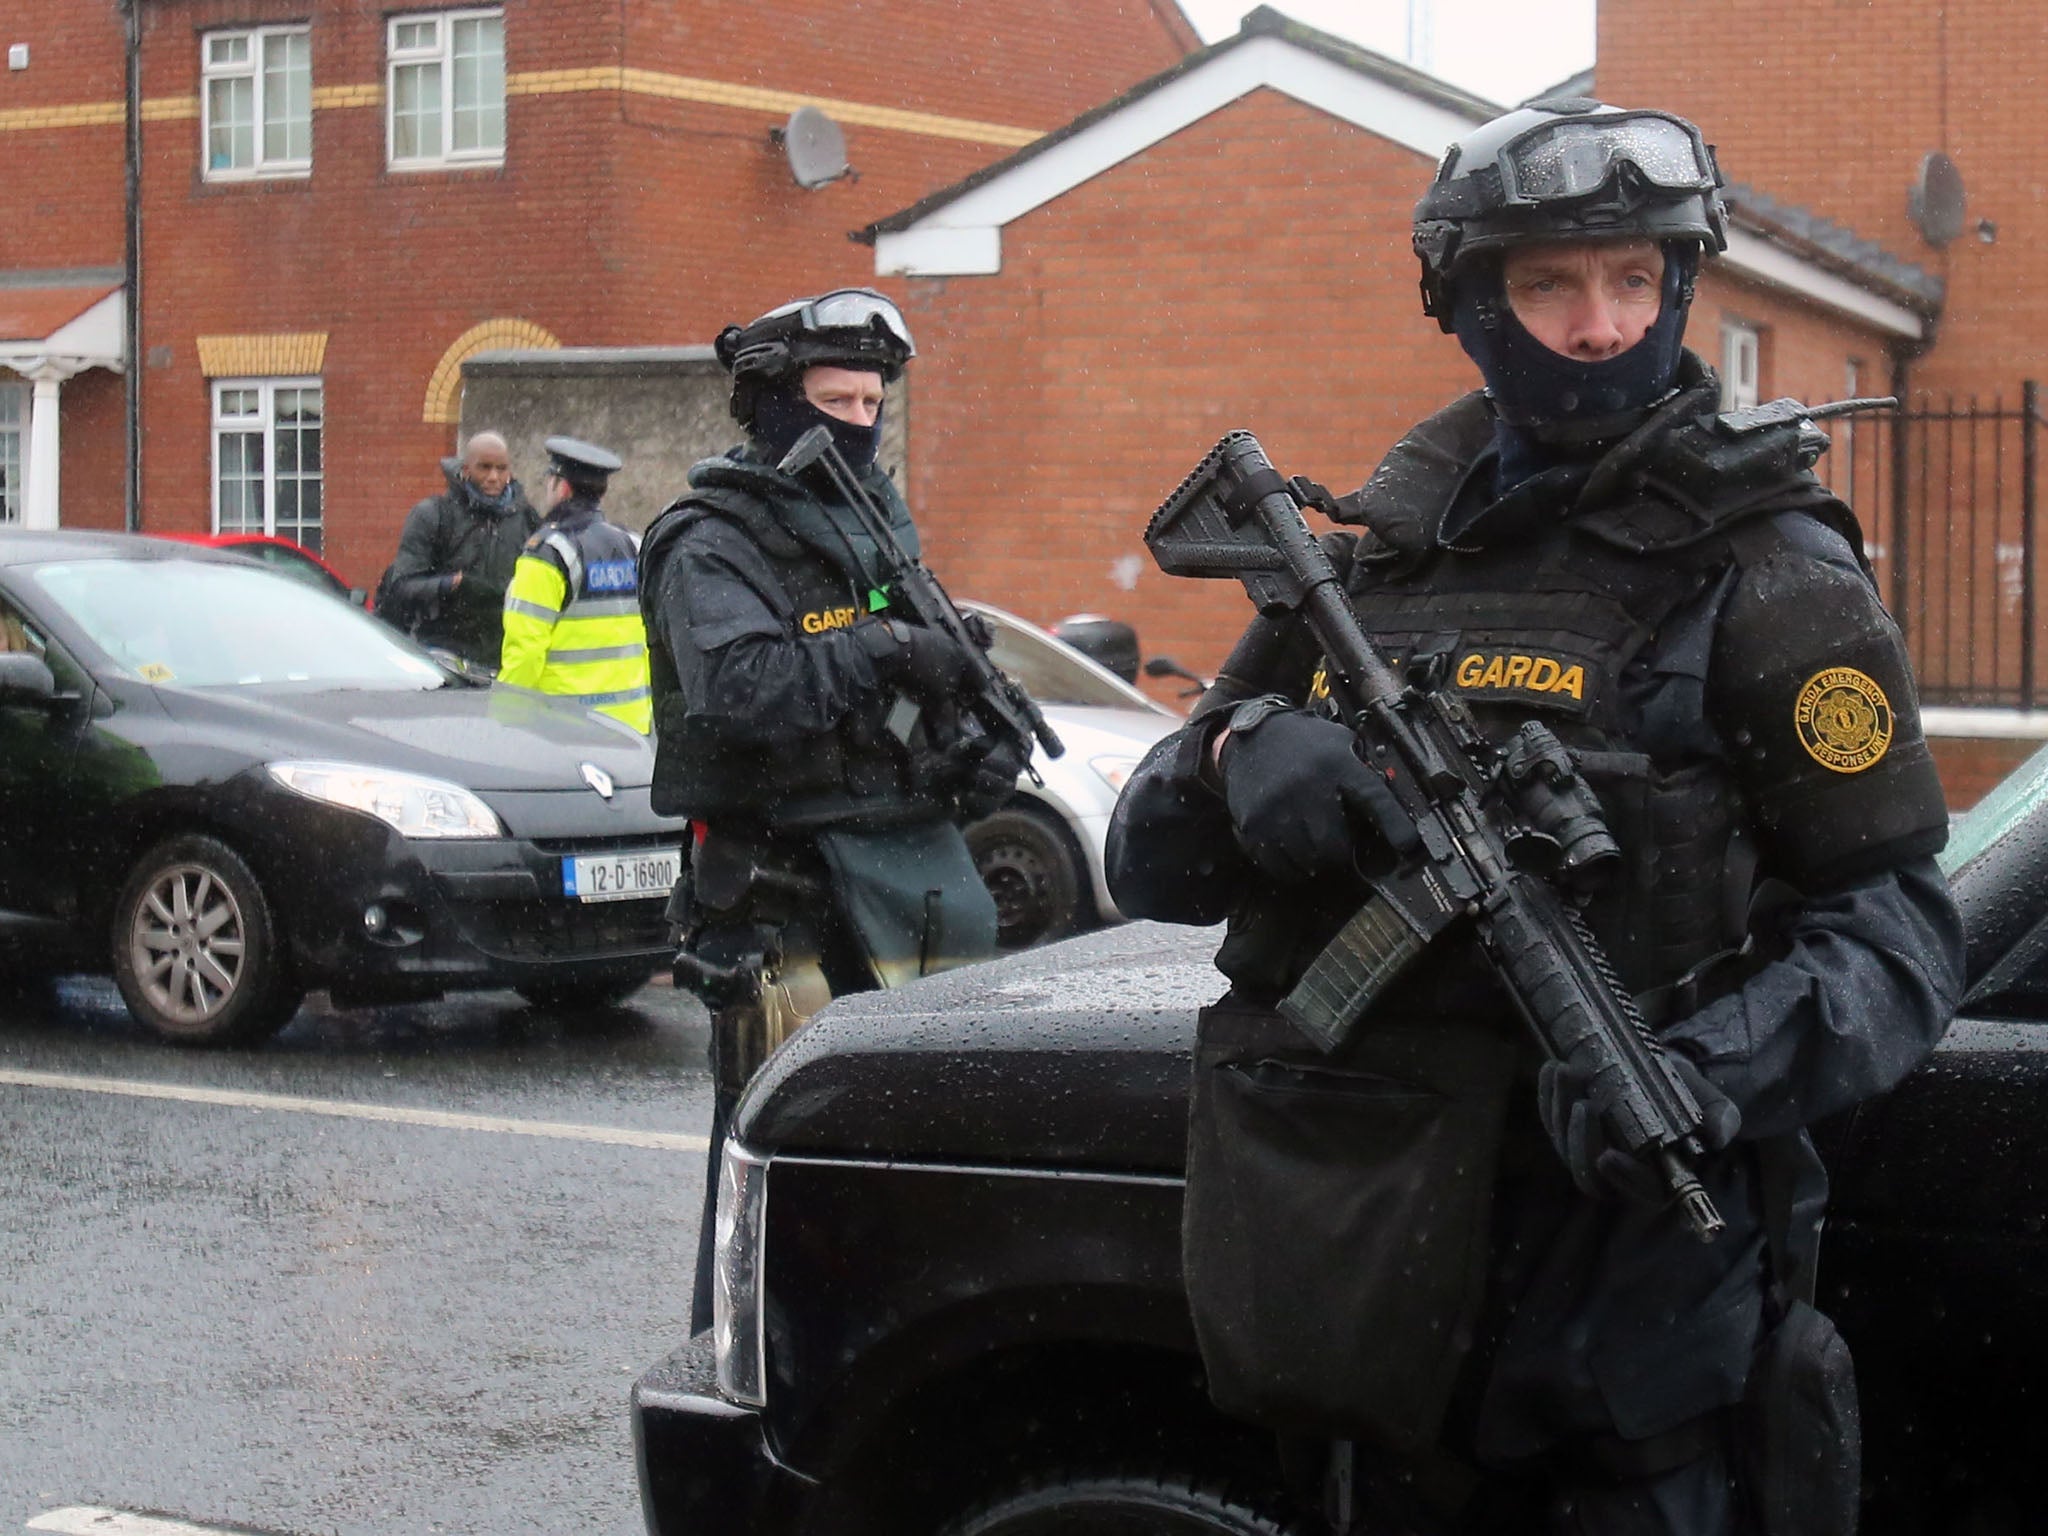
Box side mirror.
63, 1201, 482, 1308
1143, 654, 1210, 702
0, 652, 56, 704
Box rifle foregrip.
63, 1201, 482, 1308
1485, 881, 1725, 1242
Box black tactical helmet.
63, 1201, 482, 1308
714, 288, 916, 428
1413, 99, 1728, 332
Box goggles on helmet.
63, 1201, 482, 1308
751, 288, 916, 359
1501, 111, 1715, 203
1429, 110, 1719, 220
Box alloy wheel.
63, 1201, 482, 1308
127, 862, 249, 1027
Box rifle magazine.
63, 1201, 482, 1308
1280, 894, 1428, 1053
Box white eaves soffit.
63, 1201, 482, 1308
1720, 228, 1924, 341
873, 34, 1478, 278
872, 32, 1929, 343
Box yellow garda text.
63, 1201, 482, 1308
1455, 652, 1586, 700
800, 606, 860, 635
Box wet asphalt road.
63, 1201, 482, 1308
0, 974, 714, 1535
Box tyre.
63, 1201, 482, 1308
516, 966, 659, 1012
966, 805, 1083, 951
940, 1472, 1305, 1536
110, 834, 303, 1046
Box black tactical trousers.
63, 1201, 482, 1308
1547, 1447, 1746, 1536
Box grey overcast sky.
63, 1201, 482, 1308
1176, 0, 1597, 108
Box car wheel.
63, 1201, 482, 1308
966, 805, 1083, 951
111, 834, 303, 1047
516, 966, 659, 1012
939, 1473, 1304, 1536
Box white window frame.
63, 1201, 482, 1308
1838, 358, 1862, 506
201, 25, 312, 181
386, 8, 506, 171
1719, 321, 1761, 411
211, 378, 325, 551
0, 382, 22, 525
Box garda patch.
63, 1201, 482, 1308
586, 558, 637, 594
800, 605, 860, 635
1794, 666, 1893, 773
1453, 651, 1588, 703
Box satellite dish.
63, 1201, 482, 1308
775, 106, 852, 191
1908, 151, 1966, 247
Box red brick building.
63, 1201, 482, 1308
1600, 0, 2046, 405
0, 0, 1195, 581
861, 12, 1936, 699
1599, 0, 2048, 794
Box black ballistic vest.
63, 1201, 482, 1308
1347, 522, 1744, 998
1335, 377, 1854, 999
642, 458, 948, 830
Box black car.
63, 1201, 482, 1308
0, 531, 688, 1044
631, 745, 2048, 1536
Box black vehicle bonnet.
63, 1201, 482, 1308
734, 921, 1221, 1172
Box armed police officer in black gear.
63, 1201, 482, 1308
1108, 100, 1963, 1536
638, 289, 1035, 1331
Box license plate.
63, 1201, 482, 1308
561, 847, 682, 903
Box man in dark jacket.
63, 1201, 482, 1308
1108, 99, 1963, 1536
638, 289, 1025, 1329
381, 431, 539, 668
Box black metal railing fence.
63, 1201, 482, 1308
1813, 383, 2045, 708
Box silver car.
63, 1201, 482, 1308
961, 602, 1180, 950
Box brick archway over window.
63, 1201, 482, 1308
422, 318, 561, 424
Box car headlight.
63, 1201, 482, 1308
1090, 754, 1142, 794
266, 761, 505, 839
713, 1139, 770, 1407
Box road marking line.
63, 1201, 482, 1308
0, 1067, 707, 1153
29, 1508, 264, 1536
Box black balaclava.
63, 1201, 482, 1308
1451, 242, 1696, 486
749, 382, 887, 480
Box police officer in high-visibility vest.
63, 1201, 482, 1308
498, 437, 652, 733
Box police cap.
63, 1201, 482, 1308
545, 435, 623, 492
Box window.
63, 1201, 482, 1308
387, 9, 505, 169
0, 384, 21, 524
1719, 321, 1761, 411
213, 380, 324, 553
202, 26, 311, 179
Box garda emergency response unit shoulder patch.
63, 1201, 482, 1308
1794, 666, 1894, 773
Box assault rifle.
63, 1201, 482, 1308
1146, 430, 1726, 1241
778, 424, 1063, 777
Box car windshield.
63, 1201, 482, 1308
1941, 739, 2048, 875
971, 605, 1166, 712
28, 556, 446, 690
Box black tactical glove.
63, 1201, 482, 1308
955, 734, 1029, 822
869, 620, 977, 701
1218, 701, 1420, 884
1537, 1054, 1741, 1206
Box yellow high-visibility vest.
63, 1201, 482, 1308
499, 522, 652, 733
